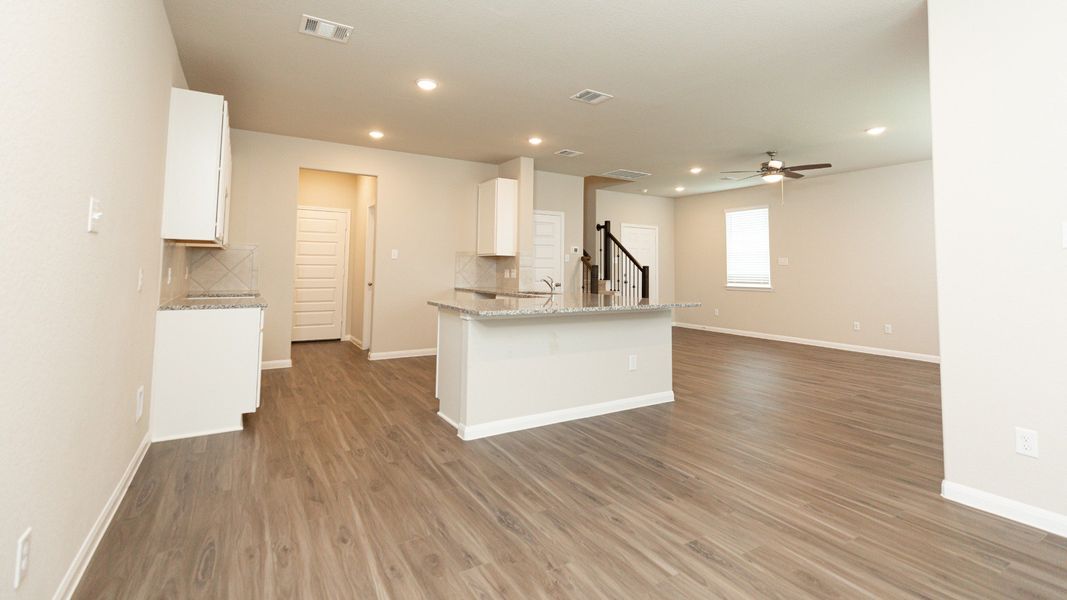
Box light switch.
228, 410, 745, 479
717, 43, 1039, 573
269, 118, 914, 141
137, 268, 144, 292
87, 196, 103, 233
390, 249, 399, 259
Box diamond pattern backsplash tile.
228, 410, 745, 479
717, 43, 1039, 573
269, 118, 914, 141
188, 245, 259, 293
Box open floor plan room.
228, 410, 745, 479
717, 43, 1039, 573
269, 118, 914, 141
4, 1, 1067, 598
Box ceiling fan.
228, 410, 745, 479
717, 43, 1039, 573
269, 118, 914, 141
721, 151, 832, 183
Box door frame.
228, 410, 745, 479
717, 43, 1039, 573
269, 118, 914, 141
362, 204, 376, 350
533, 209, 566, 293
293, 205, 351, 341
620, 222, 658, 303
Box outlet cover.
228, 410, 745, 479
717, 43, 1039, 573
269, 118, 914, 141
1016, 427, 1039, 458
884, 324, 893, 334
853, 321, 861, 331
777, 257, 789, 266
628, 354, 637, 371
136, 385, 145, 422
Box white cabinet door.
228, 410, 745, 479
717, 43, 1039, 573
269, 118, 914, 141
161, 88, 230, 245
477, 178, 518, 256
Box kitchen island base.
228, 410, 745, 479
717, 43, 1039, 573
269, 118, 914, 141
435, 308, 676, 440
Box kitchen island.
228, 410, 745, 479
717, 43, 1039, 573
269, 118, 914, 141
429, 290, 699, 440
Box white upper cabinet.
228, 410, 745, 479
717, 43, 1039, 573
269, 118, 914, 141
477, 177, 518, 256
161, 88, 232, 246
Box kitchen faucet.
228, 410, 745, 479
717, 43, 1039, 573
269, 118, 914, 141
541, 276, 559, 294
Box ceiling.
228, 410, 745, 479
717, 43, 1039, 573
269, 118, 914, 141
163, 0, 931, 196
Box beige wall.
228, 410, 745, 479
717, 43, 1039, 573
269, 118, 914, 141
596, 189, 677, 303
533, 171, 584, 293
0, 0, 186, 597
673, 161, 938, 357
930, 0, 1067, 521
297, 169, 376, 344
230, 130, 498, 361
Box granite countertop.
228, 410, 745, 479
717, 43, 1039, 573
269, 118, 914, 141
429, 289, 699, 317
160, 292, 268, 311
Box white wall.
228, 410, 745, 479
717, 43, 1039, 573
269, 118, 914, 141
0, 1, 186, 597
597, 190, 676, 302
673, 161, 939, 357
533, 171, 584, 292
229, 130, 499, 361
930, 0, 1067, 526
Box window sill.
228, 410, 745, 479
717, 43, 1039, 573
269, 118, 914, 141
724, 284, 774, 292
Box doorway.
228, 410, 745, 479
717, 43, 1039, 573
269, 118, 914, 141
294, 169, 378, 348
533, 210, 565, 292
620, 223, 659, 302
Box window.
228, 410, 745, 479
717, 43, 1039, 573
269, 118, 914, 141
725, 206, 771, 288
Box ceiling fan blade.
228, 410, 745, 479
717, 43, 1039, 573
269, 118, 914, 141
784, 163, 832, 171
783, 171, 804, 179
720, 170, 759, 174
741, 173, 763, 180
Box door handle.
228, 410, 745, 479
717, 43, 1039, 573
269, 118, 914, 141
367, 282, 374, 287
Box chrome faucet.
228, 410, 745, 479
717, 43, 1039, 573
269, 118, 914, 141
541, 276, 559, 294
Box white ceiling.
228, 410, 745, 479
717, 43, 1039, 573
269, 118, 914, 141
162, 0, 931, 196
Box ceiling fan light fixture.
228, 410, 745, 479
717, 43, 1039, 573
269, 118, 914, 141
866, 126, 887, 136
768, 159, 783, 169
762, 173, 784, 184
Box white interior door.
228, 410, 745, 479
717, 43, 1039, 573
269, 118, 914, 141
532, 210, 564, 292
621, 223, 659, 303
293, 207, 349, 341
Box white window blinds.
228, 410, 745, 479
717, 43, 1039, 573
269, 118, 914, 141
725, 207, 771, 287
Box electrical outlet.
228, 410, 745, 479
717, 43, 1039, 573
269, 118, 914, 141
87, 196, 102, 233
14, 527, 31, 589
136, 385, 145, 422
628, 354, 638, 371
714, 308, 720, 316
167, 267, 173, 285
184, 266, 189, 280
390, 249, 399, 259
777, 257, 789, 266
1016, 427, 1039, 458
137, 268, 144, 292
853, 321, 861, 331
884, 324, 893, 334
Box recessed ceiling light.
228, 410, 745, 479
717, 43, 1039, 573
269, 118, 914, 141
528, 137, 543, 146
369, 130, 384, 139
689, 167, 703, 174
416, 78, 438, 91
642, 189, 648, 193
675, 186, 685, 192
866, 126, 887, 136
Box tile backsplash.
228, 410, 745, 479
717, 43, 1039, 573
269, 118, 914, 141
455, 253, 518, 290
188, 245, 259, 293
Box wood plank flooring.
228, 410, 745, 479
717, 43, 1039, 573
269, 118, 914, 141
75, 329, 1067, 598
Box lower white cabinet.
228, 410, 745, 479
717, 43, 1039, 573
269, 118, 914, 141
150, 307, 264, 441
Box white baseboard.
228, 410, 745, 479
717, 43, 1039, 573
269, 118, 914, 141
342, 335, 364, 350
941, 480, 1067, 538
261, 359, 292, 370
152, 425, 244, 443
456, 391, 674, 441
54, 432, 151, 600
672, 322, 940, 364
368, 347, 437, 361
437, 411, 461, 429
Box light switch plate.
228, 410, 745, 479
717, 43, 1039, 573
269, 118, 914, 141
1016, 427, 1039, 458
1062, 221, 1067, 248
87, 196, 103, 233
390, 249, 399, 259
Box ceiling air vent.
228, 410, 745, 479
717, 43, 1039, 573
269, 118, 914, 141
299, 14, 353, 43
602, 169, 651, 180
554, 149, 584, 158
570, 89, 614, 105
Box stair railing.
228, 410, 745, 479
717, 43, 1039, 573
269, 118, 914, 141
595, 221, 650, 300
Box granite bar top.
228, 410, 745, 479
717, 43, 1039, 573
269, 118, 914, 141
429, 290, 699, 318
160, 293, 268, 311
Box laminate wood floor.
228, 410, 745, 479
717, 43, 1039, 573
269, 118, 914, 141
76, 329, 1067, 599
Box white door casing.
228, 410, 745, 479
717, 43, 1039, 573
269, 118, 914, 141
533, 210, 565, 292
621, 223, 659, 303
362, 205, 376, 350
293, 207, 349, 341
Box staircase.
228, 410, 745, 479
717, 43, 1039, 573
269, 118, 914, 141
581, 220, 650, 299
